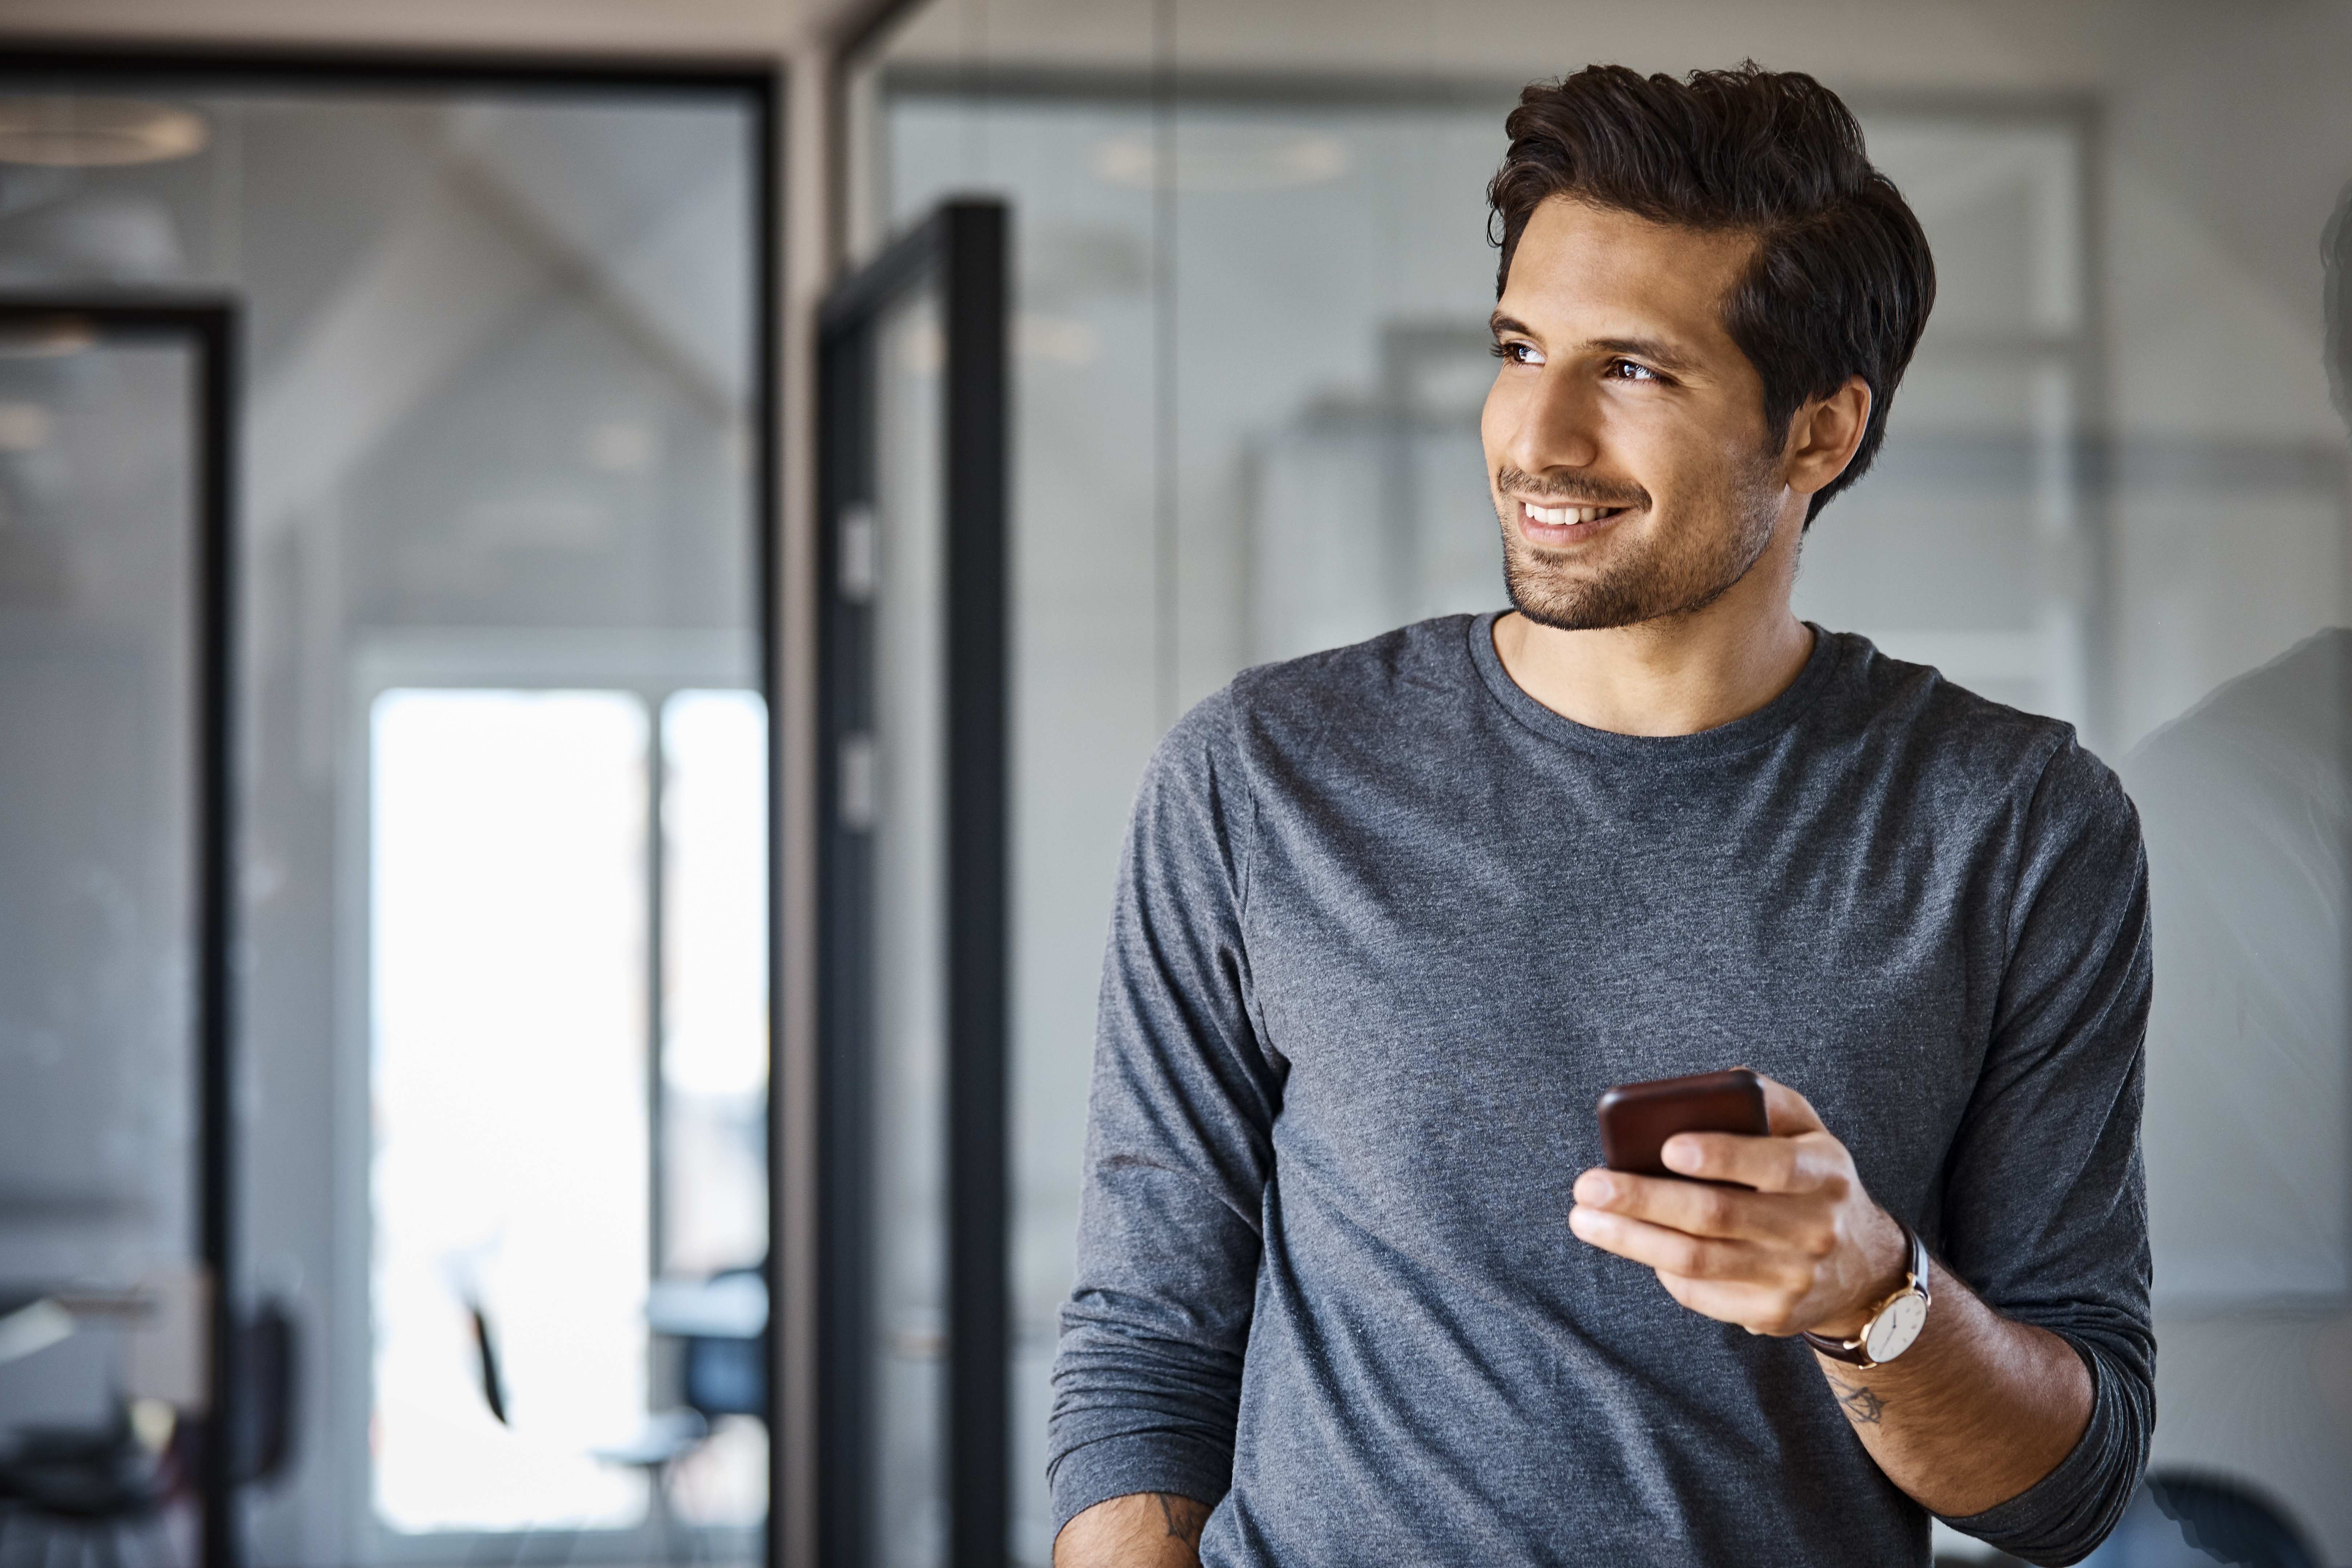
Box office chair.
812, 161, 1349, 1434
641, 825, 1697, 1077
2070, 1470, 2320, 1568
0, 1300, 295, 1568
469, 1297, 711, 1568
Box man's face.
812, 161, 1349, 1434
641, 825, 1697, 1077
1481, 197, 1790, 632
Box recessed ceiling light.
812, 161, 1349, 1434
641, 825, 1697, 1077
0, 98, 207, 168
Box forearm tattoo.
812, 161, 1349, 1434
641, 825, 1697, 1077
1155, 1493, 1211, 1545
1830, 1376, 1886, 1425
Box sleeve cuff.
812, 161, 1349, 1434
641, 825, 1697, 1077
1936, 1336, 2149, 1567
1048, 1430, 1233, 1543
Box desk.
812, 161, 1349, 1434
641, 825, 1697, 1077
0, 1288, 156, 1367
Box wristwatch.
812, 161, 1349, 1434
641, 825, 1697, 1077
1802, 1216, 1931, 1369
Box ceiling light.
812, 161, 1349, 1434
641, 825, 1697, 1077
1094, 131, 1350, 192
0, 98, 207, 168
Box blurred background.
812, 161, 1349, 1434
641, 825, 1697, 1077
0, 1, 2346, 1566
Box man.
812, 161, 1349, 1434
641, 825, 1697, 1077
1049, 64, 2151, 1568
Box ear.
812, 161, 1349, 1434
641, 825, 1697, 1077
1784, 374, 1872, 499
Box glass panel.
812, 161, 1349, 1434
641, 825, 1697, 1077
883, 92, 1528, 1561
872, 27, 2352, 1561
1793, 119, 2091, 730
0, 75, 765, 1567
868, 284, 951, 1568
0, 326, 204, 1532
369, 688, 651, 1533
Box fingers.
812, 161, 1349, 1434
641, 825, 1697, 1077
1567, 1200, 1835, 1338
1568, 1203, 1762, 1279
1654, 1272, 1811, 1338
1621, 1075, 1834, 1193
1574, 1166, 1807, 1240
1572, 1081, 1885, 1340
1567, 1205, 1827, 1310
1658, 1128, 1845, 1194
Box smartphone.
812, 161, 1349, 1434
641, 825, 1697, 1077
1596, 1067, 1770, 1181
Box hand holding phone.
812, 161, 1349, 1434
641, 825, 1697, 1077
1595, 1067, 1770, 1182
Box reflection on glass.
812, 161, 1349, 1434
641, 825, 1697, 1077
0, 333, 203, 1499
870, 287, 950, 1568
2126, 641, 2350, 1302
369, 689, 651, 1533
2096, 173, 2352, 1550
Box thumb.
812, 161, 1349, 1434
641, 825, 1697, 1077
1751, 1071, 1824, 1138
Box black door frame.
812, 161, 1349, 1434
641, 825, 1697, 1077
814, 200, 1010, 1568
0, 297, 237, 1567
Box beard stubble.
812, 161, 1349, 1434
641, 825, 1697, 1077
1494, 452, 1785, 632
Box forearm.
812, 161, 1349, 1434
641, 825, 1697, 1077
1815, 1264, 2090, 1517
1054, 1492, 1211, 1568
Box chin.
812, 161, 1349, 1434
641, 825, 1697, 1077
1504, 571, 1655, 632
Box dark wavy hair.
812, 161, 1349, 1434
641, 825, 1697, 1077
1487, 63, 1935, 523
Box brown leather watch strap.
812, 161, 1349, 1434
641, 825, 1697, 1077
1802, 1216, 1929, 1367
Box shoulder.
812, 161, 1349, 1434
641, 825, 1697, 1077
1220, 615, 1477, 753
1826, 630, 2130, 826
1126, 618, 1477, 892
1824, 634, 2143, 931
1138, 614, 1480, 822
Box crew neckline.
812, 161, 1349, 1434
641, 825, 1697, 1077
1464, 609, 1846, 762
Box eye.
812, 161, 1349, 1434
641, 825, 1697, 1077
1489, 338, 1545, 367
1605, 358, 1663, 382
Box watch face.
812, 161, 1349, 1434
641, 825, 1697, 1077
1866, 1293, 1928, 1363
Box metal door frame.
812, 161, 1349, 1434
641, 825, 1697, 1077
814, 200, 1009, 1568
0, 296, 238, 1568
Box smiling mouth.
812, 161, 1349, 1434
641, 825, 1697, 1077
1522, 501, 1626, 526
1516, 497, 1634, 540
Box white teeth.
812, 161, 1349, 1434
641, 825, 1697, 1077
1529, 503, 1610, 526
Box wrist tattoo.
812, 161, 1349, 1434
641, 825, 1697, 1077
1830, 1377, 1886, 1425
1154, 1493, 1210, 1545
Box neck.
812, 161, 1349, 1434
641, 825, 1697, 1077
1491, 516, 1814, 737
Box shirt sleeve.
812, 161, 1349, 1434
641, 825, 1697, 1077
1046, 690, 1284, 1540
1933, 735, 2155, 1567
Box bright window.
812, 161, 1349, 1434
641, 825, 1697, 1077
660, 688, 770, 1276
369, 689, 653, 1533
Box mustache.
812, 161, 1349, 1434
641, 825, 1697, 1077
1495, 466, 1649, 511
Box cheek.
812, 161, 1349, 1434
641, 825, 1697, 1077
1628, 412, 1744, 507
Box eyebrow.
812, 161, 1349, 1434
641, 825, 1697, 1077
1487, 313, 1702, 376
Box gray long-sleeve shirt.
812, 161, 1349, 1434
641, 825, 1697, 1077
1048, 614, 2153, 1568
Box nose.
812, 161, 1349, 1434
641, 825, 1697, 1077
1486, 361, 1602, 479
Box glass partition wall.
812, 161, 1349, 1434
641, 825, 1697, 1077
0, 57, 774, 1568
0, 300, 232, 1568
851, 5, 2352, 1563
